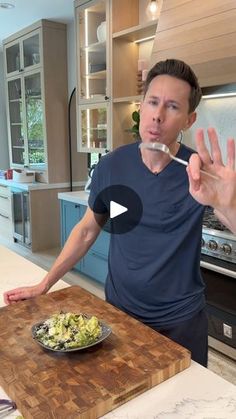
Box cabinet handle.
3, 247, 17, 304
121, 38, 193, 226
19, 68, 24, 72
91, 252, 107, 261
104, 95, 109, 100
75, 204, 80, 208
0, 212, 9, 219
0, 195, 8, 200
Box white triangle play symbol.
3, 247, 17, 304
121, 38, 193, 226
110, 200, 128, 219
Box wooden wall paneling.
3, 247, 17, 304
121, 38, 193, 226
152, 32, 236, 64
153, 10, 236, 53
151, 0, 236, 86
157, 0, 236, 31
113, 39, 138, 98
112, 0, 139, 33
112, 103, 138, 149
191, 57, 236, 87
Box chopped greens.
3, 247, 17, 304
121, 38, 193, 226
34, 312, 102, 350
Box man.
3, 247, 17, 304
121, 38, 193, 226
4, 59, 208, 366
188, 128, 236, 233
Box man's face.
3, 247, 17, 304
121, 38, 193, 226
139, 74, 196, 148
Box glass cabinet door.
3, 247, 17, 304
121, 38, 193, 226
23, 33, 40, 69
79, 104, 109, 152
77, 0, 109, 101
5, 43, 20, 74
5, 32, 40, 76
7, 78, 25, 165
24, 73, 45, 166
7, 72, 45, 167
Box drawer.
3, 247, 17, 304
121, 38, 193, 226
0, 194, 11, 214
82, 251, 108, 284
0, 185, 10, 197
0, 211, 13, 238
92, 231, 110, 256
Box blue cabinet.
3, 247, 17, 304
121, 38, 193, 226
60, 200, 109, 284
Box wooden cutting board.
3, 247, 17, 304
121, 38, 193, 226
0, 286, 190, 418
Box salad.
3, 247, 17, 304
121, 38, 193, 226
33, 312, 102, 350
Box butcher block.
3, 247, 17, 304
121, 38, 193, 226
0, 285, 190, 418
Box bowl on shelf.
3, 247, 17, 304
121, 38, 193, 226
97, 21, 106, 43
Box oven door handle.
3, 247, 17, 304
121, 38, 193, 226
200, 260, 236, 279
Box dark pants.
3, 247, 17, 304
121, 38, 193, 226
151, 309, 208, 367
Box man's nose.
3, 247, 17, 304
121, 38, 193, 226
153, 106, 164, 123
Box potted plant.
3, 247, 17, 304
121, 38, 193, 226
130, 110, 140, 139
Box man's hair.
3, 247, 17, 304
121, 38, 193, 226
144, 59, 202, 113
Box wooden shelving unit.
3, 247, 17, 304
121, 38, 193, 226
111, 0, 159, 149
112, 20, 157, 42
113, 95, 142, 103
75, 0, 159, 152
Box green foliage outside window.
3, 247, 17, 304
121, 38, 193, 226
26, 98, 45, 164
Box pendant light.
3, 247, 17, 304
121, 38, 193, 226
146, 0, 159, 20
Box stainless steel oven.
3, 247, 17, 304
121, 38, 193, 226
201, 207, 236, 360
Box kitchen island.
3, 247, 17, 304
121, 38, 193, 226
0, 245, 235, 418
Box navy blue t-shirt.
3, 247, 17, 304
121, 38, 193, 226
88, 142, 205, 327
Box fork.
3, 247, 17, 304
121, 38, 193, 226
139, 142, 218, 180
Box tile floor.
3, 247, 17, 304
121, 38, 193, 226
1, 237, 236, 385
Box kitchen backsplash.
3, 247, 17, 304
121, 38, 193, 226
183, 96, 236, 164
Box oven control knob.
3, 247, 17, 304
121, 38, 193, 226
220, 243, 232, 255
208, 240, 218, 251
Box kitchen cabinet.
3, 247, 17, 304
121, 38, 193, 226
60, 200, 86, 271
75, 0, 111, 153
5, 31, 40, 76
60, 199, 109, 284
3, 20, 69, 184
6, 72, 43, 168
75, 0, 159, 152
0, 185, 13, 240
112, 1, 158, 149
0, 181, 68, 252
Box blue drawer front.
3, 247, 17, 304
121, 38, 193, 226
82, 251, 108, 284
92, 231, 110, 256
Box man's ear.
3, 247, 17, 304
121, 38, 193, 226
184, 112, 197, 130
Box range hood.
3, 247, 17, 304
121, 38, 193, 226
201, 83, 236, 98
150, 0, 236, 87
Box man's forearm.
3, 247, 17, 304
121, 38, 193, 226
40, 222, 100, 291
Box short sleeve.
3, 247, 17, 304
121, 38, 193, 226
88, 160, 108, 214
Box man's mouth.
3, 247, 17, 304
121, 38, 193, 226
149, 130, 161, 139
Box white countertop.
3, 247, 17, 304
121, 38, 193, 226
0, 178, 49, 191
0, 244, 235, 418
0, 179, 86, 191
58, 190, 89, 205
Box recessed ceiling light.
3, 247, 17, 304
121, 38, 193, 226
0, 3, 15, 9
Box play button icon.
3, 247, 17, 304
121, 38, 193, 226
91, 185, 143, 234
110, 201, 128, 219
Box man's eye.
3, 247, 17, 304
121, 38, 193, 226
148, 100, 158, 106
168, 103, 178, 110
